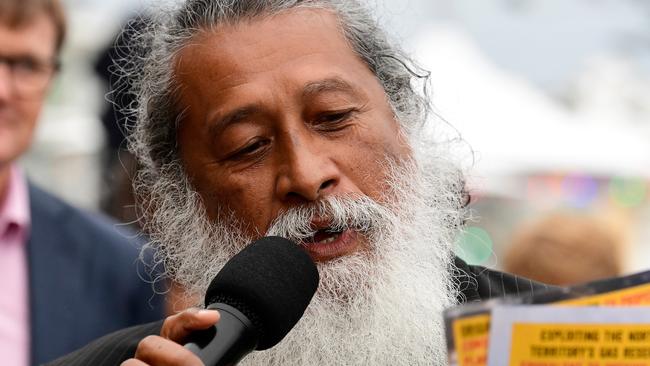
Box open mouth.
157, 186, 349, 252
307, 229, 344, 245
298, 221, 359, 261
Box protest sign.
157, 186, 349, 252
487, 306, 650, 366
445, 271, 650, 366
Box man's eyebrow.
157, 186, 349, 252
302, 77, 362, 99
207, 104, 262, 136
207, 78, 360, 135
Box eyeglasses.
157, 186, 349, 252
0, 55, 59, 98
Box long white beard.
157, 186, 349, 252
139, 149, 465, 365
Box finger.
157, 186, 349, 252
161, 308, 220, 342
134, 335, 204, 366
120, 359, 149, 366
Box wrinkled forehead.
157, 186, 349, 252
172, 8, 353, 78
170, 7, 385, 122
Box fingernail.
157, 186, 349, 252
198, 309, 219, 316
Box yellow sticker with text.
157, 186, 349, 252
509, 323, 650, 366
451, 281, 650, 366
453, 314, 491, 366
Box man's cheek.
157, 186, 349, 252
348, 159, 389, 202
210, 186, 272, 234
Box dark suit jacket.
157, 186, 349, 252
45, 256, 550, 365
27, 184, 165, 365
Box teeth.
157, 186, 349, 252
316, 232, 341, 244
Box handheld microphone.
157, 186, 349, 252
184, 236, 319, 366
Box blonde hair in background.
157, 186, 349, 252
503, 212, 626, 286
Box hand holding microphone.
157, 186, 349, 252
122, 237, 319, 366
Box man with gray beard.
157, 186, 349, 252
48, 0, 550, 365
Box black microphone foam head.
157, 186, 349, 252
204, 236, 319, 350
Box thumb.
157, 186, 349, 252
161, 307, 220, 343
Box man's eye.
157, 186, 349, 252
14, 58, 40, 73
228, 139, 270, 160
315, 109, 356, 129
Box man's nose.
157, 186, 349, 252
275, 136, 341, 203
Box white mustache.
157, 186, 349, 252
265, 195, 391, 244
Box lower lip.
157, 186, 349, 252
301, 229, 359, 262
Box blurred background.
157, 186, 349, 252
27, 0, 649, 284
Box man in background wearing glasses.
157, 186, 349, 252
0, 1, 164, 365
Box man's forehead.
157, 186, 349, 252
0, 2, 43, 29
172, 7, 382, 123
191, 7, 342, 42
174, 8, 351, 74
0, 13, 57, 58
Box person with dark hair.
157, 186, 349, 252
47, 1, 551, 365
94, 16, 149, 223
0, 1, 164, 364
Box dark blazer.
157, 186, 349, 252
45, 256, 550, 365
27, 184, 165, 365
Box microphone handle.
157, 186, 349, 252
184, 303, 259, 366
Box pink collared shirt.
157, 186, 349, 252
0, 165, 31, 366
